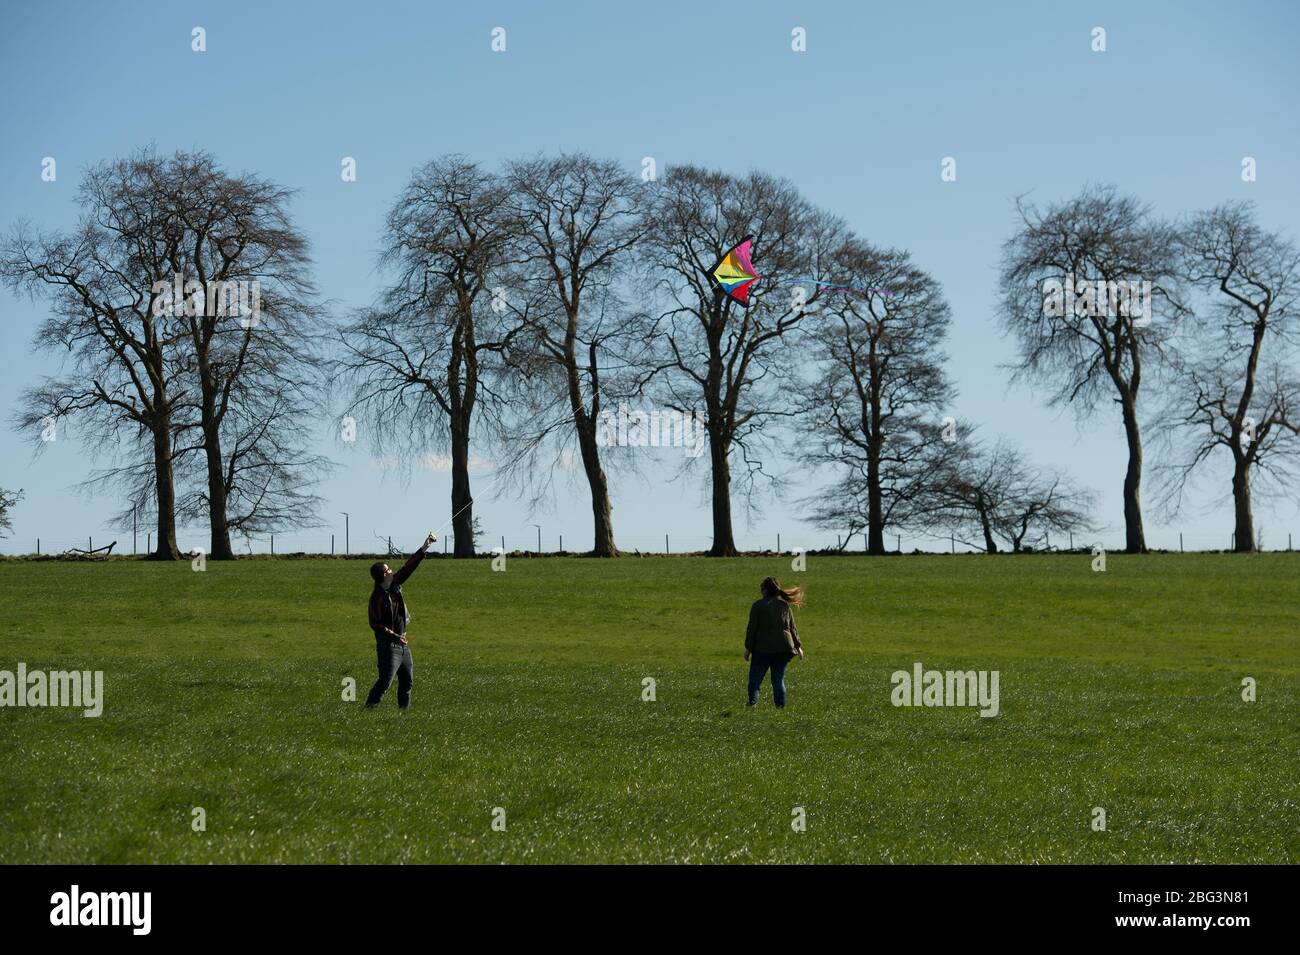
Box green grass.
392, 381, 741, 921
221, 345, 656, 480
0, 553, 1296, 864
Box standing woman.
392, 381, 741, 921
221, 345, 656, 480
744, 576, 805, 708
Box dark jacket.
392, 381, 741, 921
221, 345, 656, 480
745, 597, 801, 655
369, 547, 426, 644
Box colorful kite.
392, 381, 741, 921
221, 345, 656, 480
706, 236, 760, 306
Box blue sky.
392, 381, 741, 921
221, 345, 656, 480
2, 0, 1298, 554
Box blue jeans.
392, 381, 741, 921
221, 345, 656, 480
366, 641, 413, 708
748, 651, 794, 707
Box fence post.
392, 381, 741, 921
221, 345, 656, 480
777, 533, 781, 553
665, 533, 669, 555
37, 538, 40, 556
501, 535, 506, 553
147, 534, 151, 554
271, 534, 275, 556
896, 533, 901, 553
559, 535, 563, 553
1180, 533, 1184, 553
331, 534, 335, 556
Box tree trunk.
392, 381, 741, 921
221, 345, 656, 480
561, 317, 617, 557
450, 412, 475, 558
979, 510, 997, 555
866, 439, 886, 555
1119, 395, 1147, 553
202, 418, 235, 560
1230, 323, 1264, 554
150, 415, 181, 560
707, 427, 737, 557
195, 336, 236, 559
1231, 454, 1255, 553
575, 411, 617, 556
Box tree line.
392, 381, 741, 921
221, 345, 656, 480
2, 150, 1296, 558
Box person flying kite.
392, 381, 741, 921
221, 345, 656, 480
365, 532, 436, 709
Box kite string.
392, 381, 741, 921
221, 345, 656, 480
792, 277, 895, 295
431, 466, 503, 539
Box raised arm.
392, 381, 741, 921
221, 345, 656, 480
392, 533, 437, 587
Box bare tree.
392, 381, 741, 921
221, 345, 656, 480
4, 149, 327, 559
797, 238, 954, 554
997, 470, 1095, 552
503, 154, 647, 557
931, 438, 1095, 553
926, 434, 1015, 554
999, 185, 1183, 553
2, 154, 192, 558
1157, 203, 1300, 550
153, 151, 325, 558
338, 157, 519, 557
643, 165, 835, 556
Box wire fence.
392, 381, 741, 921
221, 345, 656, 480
4, 527, 1298, 557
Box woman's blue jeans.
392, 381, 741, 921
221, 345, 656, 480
748, 651, 794, 707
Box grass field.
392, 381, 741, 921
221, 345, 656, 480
0, 553, 1296, 864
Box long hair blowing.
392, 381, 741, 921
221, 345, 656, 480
761, 576, 804, 607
